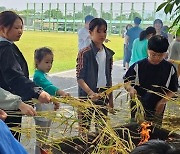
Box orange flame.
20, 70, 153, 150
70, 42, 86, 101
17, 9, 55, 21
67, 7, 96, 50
138, 121, 152, 145
40, 149, 52, 154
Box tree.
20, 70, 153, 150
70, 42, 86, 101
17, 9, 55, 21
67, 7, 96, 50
144, 13, 154, 21
115, 14, 128, 20
83, 6, 98, 17
66, 13, 73, 19
18, 9, 34, 15
102, 11, 111, 20
75, 11, 83, 19
128, 12, 141, 20
44, 9, 63, 19
156, 0, 180, 31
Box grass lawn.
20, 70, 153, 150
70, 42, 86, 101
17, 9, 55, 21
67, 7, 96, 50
16, 31, 124, 76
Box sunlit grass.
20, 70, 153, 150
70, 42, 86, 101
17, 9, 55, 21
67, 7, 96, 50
16, 31, 124, 76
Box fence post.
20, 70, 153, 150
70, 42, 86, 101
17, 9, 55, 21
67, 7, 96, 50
91, 3, 94, 16
73, 3, 76, 33
25, 2, 166, 34
153, 2, 157, 21
119, 2, 123, 36
100, 3, 103, 18
56, 3, 59, 32
48, 3, 51, 32
130, 2, 134, 23
142, 2, 145, 28
64, 3, 67, 32
26, 3, 29, 30
33, 3, 36, 31
82, 3, 84, 24
41, 3, 43, 31
109, 2, 113, 35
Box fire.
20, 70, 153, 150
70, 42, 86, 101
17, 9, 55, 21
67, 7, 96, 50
138, 121, 152, 145
40, 148, 52, 154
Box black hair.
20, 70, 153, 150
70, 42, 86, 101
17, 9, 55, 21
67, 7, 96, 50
134, 17, 141, 25
153, 19, 163, 27
139, 31, 147, 41
148, 35, 169, 53
0, 11, 23, 31
89, 18, 107, 32
139, 27, 156, 41
130, 140, 180, 154
34, 47, 53, 68
125, 24, 133, 31
146, 26, 156, 36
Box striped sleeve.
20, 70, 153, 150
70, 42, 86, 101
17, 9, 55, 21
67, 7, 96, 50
167, 65, 178, 92
76, 46, 90, 79
123, 63, 137, 85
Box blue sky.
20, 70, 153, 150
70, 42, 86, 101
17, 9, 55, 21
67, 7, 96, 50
0, 0, 164, 10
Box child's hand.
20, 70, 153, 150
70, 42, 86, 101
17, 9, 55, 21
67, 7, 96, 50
128, 87, 137, 99
38, 91, 51, 103
88, 92, 101, 101
57, 90, 70, 97
0, 109, 7, 121
63, 92, 71, 97
19, 102, 37, 116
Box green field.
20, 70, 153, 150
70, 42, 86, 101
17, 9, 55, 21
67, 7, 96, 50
16, 31, 124, 76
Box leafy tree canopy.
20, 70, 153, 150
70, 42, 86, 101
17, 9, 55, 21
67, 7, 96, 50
128, 12, 141, 20
83, 6, 98, 17
156, 0, 180, 32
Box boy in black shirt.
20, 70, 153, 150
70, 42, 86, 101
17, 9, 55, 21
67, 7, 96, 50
124, 35, 178, 125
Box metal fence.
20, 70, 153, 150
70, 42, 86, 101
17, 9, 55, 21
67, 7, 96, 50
23, 2, 169, 35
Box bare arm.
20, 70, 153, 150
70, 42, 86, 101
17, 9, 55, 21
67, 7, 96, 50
77, 79, 100, 101
0, 88, 36, 116
56, 90, 70, 97
155, 91, 175, 115
124, 82, 137, 98
78, 79, 94, 95
18, 102, 37, 116
0, 109, 7, 121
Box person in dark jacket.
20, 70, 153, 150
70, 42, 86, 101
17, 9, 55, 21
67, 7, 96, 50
76, 18, 114, 135
124, 35, 178, 126
0, 11, 51, 140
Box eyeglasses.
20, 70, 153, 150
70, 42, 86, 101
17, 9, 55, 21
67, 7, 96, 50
148, 51, 165, 59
